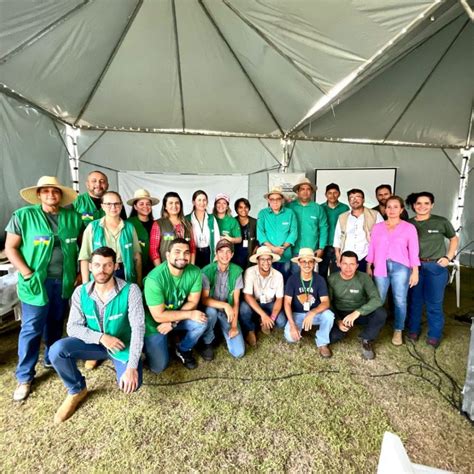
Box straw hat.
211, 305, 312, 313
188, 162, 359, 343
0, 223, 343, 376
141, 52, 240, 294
290, 248, 322, 264
126, 189, 160, 206
20, 176, 77, 206
292, 177, 316, 193
264, 186, 285, 199
249, 246, 281, 264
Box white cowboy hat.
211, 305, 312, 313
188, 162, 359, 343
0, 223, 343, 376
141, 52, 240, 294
20, 176, 77, 206
126, 189, 160, 206
290, 247, 322, 264
263, 186, 285, 200
292, 177, 316, 193
249, 246, 281, 264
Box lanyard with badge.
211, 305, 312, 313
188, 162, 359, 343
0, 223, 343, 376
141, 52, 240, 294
196, 214, 207, 247
242, 225, 249, 249
300, 276, 313, 312
258, 273, 272, 304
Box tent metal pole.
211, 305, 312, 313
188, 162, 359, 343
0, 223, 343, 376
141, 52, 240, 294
65, 126, 81, 193
280, 139, 293, 173
171, 0, 186, 131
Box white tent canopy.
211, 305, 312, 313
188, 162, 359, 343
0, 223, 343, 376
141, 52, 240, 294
0, 0, 472, 248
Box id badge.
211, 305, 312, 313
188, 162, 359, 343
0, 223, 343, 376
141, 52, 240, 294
243, 239, 248, 248
260, 295, 268, 304
303, 301, 310, 312
198, 234, 206, 245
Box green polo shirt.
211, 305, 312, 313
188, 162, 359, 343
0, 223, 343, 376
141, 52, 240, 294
216, 215, 241, 239
256, 207, 297, 263
287, 200, 328, 255
321, 201, 350, 246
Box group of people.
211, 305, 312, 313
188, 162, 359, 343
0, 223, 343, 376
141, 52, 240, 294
4, 171, 458, 423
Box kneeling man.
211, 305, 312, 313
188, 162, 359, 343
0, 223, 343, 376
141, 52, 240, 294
240, 246, 286, 346
328, 251, 387, 359
284, 248, 334, 358
50, 246, 145, 423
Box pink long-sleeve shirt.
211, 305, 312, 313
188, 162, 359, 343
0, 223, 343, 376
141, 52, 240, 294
366, 220, 420, 277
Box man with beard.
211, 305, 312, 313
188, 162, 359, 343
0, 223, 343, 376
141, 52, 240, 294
49, 246, 145, 423
333, 189, 383, 272
372, 184, 409, 221
144, 238, 207, 370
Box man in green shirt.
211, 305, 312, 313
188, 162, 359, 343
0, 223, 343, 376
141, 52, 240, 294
320, 183, 349, 279
144, 238, 207, 370
288, 178, 328, 274
257, 186, 297, 282
328, 251, 387, 360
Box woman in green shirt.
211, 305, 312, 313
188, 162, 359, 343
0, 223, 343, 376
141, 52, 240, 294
127, 189, 160, 276
213, 193, 242, 245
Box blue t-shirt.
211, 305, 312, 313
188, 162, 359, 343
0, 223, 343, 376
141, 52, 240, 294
285, 272, 328, 313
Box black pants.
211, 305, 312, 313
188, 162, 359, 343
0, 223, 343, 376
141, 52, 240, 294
195, 246, 211, 269
330, 307, 387, 343
319, 246, 337, 280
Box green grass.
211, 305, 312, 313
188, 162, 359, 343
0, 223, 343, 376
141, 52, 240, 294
1, 269, 473, 473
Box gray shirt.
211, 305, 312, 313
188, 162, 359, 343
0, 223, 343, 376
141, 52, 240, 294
202, 270, 243, 302
67, 278, 145, 369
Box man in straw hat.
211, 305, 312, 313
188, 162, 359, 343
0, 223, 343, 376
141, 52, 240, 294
288, 178, 328, 275
257, 186, 297, 283
283, 248, 335, 358
239, 246, 286, 346
5, 176, 83, 401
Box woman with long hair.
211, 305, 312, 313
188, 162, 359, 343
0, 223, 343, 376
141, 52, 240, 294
149, 192, 195, 266
405, 191, 458, 347
127, 189, 159, 276
366, 196, 420, 346
232, 197, 257, 269
186, 190, 220, 268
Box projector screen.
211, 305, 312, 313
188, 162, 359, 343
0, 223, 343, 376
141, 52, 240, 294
314, 168, 397, 208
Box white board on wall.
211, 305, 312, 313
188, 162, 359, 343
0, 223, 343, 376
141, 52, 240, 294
118, 172, 249, 216
314, 168, 397, 208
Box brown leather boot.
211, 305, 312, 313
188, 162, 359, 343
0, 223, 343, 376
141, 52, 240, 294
392, 330, 403, 346
54, 388, 88, 424
318, 345, 332, 359
245, 331, 257, 347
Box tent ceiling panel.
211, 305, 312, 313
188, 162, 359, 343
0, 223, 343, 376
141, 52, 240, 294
0, 0, 83, 60
0, 0, 139, 122
203, 0, 323, 130
174, 0, 280, 134
301, 17, 472, 147
78, 131, 281, 174
78, 0, 182, 130
388, 21, 474, 147
227, 0, 434, 92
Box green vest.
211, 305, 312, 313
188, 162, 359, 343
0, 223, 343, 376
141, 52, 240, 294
156, 218, 192, 262
202, 262, 242, 306
80, 282, 131, 362
73, 193, 104, 226
128, 216, 150, 269
14, 205, 82, 305
91, 219, 137, 283
185, 212, 217, 261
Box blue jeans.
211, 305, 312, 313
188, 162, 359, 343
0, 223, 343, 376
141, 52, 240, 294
144, 319, 207, 374
16, 278, 68, 383
203, 307, 245, 358
284, 309, 335, 347
374, 260, 411, 331
49, 337, 143, 395
273, 261, 292, 283
407, 262, 449, 340
239, 300, 286, 333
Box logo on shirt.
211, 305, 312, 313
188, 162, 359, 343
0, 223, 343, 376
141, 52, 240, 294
33, 235, 51, 246
65, 237, 77, 244
139, 240, 146, 248
427, 230, 440, 234
108, 313, 123, 321
124, 243, 133, 249
282, 222, 290, 225
310, 216, 317, 220
81, 212, 94, 221
349, 289, 360, 294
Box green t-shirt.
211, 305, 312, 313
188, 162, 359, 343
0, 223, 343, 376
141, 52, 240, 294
6, 212, 63, 278
321, 201, 350, 246
328, 271, 382, 316
216, 215, 241, 239
410, 215, 456, 260
144, 262, 202, 335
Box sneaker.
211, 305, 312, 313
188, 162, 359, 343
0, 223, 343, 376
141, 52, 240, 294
245, 330, 257, 347
43, 361, 53, 369
175, 348, 197, 369
261, 325, 271, 336
13, 382, 32, 402
407, 332, 419, 342
199, 343, 214, 362
426, 337, 440, 348
392, 330, 403, 346
54, 388, 88, 424
318, 345, 332, 359
361, 340, 375, 360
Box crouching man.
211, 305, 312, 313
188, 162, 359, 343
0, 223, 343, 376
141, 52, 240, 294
328, 251, 387, 360
284, 248, 334, 358
49, 247, 145, 423
239, 246, 286, 346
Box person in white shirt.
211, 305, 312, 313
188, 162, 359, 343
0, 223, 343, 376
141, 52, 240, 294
333, 188, 383, 273
239, 246, 286, 346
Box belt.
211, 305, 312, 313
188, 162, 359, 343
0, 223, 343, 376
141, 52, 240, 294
420, 258, 438, 262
